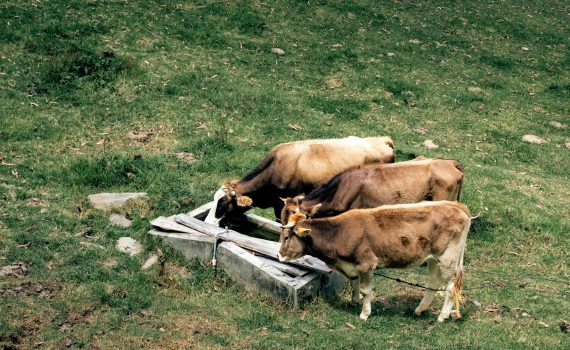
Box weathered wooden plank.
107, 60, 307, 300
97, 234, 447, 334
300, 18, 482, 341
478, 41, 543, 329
254, 255, 310, 277
150, 216, 198, 234
187, 201, 215, 220
244, 213, 282, 234
174, 214, 333, 274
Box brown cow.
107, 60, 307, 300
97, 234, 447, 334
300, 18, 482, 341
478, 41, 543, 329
204, 136, 395, 226
280, 157, 464, 224
279, 201, 471, 322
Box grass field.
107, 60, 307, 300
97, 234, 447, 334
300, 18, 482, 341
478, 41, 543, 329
1, 0, 569, 348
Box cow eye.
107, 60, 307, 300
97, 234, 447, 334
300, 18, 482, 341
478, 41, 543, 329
284, 235, 289, 241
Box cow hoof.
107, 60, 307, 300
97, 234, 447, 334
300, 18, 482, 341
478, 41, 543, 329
359, 313, 369, 321
414, 308, 423, 316
437, 316, 445, 323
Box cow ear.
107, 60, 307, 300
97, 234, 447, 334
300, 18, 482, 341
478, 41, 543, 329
295, 227, 311, 237
237, 196, 253, 207
307, 203, 322, 216
279, 197, 288, 203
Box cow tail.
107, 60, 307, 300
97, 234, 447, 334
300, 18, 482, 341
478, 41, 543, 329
452, 268, 463, 312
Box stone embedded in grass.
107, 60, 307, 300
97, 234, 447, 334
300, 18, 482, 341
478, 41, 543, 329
116, 237, 143, 256
413, 127, 428, 135
548, 121, 567, 129
522, 134, 546, 144
88, 192, 147, 209
468, 86, 483, 93
409, 39, 421, 44
127, 131, 153, 142
0, 262, 29, 278
175, 152, 196, 164
142, 255, 159, 270
271, 48, 285, 55
423, 139, 438, 149
327, 78, 343, 88
109, 213, 132, 228
566, 142, 570, 150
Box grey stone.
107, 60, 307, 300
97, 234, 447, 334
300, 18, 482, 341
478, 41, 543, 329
142, 255, 159, 270
271, 48, 285, 55
116, 237, 143, 256
110, 213, 132, 227
88, 192, 147, 209
0, 262, 29, 278
522, 134, 546, 144
423, 139, 439, 150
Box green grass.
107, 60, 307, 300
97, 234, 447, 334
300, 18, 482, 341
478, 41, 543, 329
1, 0, 569, 348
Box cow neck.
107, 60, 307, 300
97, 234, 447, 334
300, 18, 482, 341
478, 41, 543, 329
300, 218, 342, 264
234, 179, 274, 208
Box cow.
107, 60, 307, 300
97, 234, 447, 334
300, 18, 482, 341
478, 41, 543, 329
204, 136, 395, 227
278, 201, 471, 322
280, 157, 464, 224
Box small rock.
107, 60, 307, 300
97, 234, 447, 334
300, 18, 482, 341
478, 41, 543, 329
409, 39, 421, 45
559, 320, 569, 333
413, 127, 428, 135
142, 255, 159, 270
88, 192, 147, 209
470, 299, 482, 308
109, 213, 132, 228
331, 43, 343, 48
521, 47, 529, 51
116, 237, 143, 256
0, 262, 29, 278
327, 78, 343, 88
566, 142, 570, 150
175, 152, 196, 164
58, 337, 74, 348
548, 121, 567, 129
538, 321, 549, 328
59, 322, 73, 332
423, 140, 439, 150
387, 52, 396, 57
271, 48, 285, 55
127, 131, 153, 142
468, 86, 482, 93
522, 134, 546, 144
522, 312, 531, 317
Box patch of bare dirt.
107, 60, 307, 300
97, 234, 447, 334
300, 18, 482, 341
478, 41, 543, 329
175, 152, 196, 164
127, 130, 153, 142
0, 281, 58, 299
0, 262, 29, 278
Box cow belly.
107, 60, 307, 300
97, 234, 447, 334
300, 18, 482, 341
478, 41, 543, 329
332, 259, 359, 279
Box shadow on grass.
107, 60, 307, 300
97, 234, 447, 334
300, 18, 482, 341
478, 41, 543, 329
468, 215, 496, 242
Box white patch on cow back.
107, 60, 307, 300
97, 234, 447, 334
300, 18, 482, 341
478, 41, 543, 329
204, 188, 226, 225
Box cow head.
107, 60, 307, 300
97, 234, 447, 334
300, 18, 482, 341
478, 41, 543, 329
278, 211, 313, 262
279, 196, 321, 225
206, 181, 253, 226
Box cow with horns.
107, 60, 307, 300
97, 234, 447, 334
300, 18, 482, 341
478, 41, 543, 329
280, 157, 464, 224
278, 201, 471, 322
204, 136, 395, 227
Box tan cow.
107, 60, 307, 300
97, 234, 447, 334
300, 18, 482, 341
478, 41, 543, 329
204, 136, 395, 226
279, 201, 471, 322
280, 157, 464, 223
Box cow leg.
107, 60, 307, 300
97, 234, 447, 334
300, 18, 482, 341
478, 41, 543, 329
350, 277, 360, 304
414, 259, 442, 316
436, 250, 461, 322
358, 270, 374, 321
273, 203, 284, 223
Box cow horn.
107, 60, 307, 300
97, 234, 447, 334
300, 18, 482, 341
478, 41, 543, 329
281, 222, 295, 229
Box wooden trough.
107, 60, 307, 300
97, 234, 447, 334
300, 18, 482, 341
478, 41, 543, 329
149, 202, 347, 308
